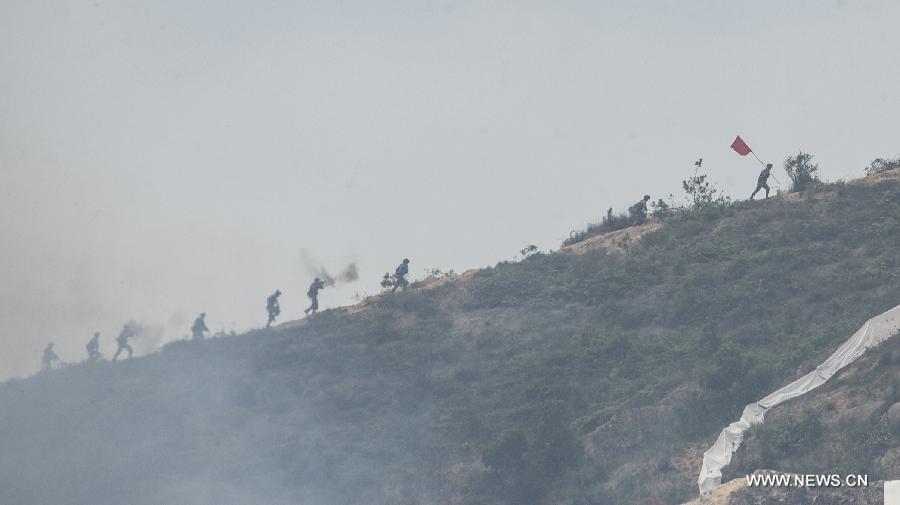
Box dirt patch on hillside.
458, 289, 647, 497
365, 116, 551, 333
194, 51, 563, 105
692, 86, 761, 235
561, 221, 662, 255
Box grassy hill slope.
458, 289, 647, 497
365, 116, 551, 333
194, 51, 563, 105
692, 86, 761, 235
2, 176, 900, 505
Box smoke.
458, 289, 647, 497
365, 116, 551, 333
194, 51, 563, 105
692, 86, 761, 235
118, 320, 167, 355
299, 250, 359, 287
338, 263, 359, 283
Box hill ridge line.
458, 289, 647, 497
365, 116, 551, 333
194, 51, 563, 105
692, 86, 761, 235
277, 167, 900, 332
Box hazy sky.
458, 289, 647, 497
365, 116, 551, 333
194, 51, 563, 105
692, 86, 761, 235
2, 0, 899, 378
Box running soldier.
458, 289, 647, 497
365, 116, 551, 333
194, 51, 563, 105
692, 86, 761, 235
304, 278, 326, 316
266, 290, 282, 328
113, 324, 135, 361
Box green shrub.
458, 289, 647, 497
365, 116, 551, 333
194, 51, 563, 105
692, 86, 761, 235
682, 173, 730, 211
757, 410, 824, 462
673, 347, 775, 438
784, 151, 820, 192
470, 409, 581, 505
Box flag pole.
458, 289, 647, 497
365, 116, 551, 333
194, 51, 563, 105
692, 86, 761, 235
733, 135, 782, 186
750, 151, 766, 168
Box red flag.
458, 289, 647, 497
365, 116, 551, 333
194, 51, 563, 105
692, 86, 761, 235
731, 136, 752, 156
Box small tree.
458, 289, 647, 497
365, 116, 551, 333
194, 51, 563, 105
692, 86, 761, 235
784, 151, 819, 192
682, 173, 730, 210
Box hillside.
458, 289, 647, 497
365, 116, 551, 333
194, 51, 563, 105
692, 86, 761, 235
2, 174, 900, 505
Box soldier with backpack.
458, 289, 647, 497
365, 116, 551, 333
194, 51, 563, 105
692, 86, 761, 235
304, 278, 327, 316
630, 195, 652, 225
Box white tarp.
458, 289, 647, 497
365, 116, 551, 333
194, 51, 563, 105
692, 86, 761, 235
697, 304, 900, 495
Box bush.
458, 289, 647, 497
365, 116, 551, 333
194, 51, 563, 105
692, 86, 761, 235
682, 173, 730, 211
757, 410, 824, 463
674, 346, 775, 438
650, 195, 677, 219
474, 430, 542, 505
472, 410, 581, 505
784, 151, 820, 192
423, 267, 454, 279
864, 156, 900, 175
519, 244, 540, 259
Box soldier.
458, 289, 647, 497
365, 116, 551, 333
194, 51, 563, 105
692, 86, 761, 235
750, 163, 773, 200
304, 277, 327, 316
392, 258, 410, 292
112, 324, 135, 361
266, 290, 282, 328
630, 195, 652, 225
380, 272, 394, 289
191, 312, 209, 341
41, 342, 59, 370
86, 332, 102, 362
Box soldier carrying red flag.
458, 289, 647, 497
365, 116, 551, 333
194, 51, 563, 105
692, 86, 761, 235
750, 164, 773, 199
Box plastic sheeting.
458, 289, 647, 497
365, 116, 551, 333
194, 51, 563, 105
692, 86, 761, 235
697, 304, 900, 495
